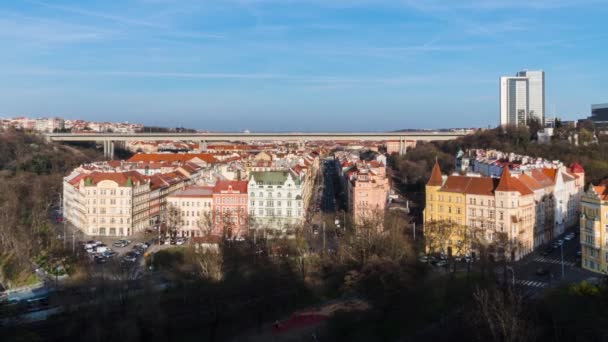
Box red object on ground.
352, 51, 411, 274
272, 313, 328, 333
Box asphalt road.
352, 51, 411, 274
502, 228, 596, 298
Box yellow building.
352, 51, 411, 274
580, 181, 608, 274
423, 162, 468, 256
423, 162, 536, 260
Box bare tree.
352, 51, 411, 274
471, 287, 535, 342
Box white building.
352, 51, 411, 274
248, 170, 305, 230
166, 186, 214, 238
499, 70, 545, 126
63, 171, 150, 237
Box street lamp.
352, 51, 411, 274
560, 243, 565, 279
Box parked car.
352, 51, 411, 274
93, 255, 107, 264
102, 250, 117, 258
123, 253, 137, 263
95, 245, 108, 254
564, 235, 573, 241
435, 260, 449, 267
535, 267, 549, 276
557, 239, 564, 246
84, 240, 98, 250
113, 239, 131, 248
176, 238, 186, 245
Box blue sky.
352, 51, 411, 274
0, 0, 607, 131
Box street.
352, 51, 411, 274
501, 228, 595, 298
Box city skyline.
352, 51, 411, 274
0, 1, 607, 130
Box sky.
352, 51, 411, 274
0, 0, 607, 131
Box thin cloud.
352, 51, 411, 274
25, 0, 160, 27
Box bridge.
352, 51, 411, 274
45, 131, 469, 159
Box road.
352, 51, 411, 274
500, 228, 595, 298
306, 158, 342, 254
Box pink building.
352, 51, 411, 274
212, 180, 249, 238
347, 164, 390, 226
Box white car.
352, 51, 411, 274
95, 245, 109, 254
175, 238, 186, 245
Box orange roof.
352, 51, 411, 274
441, 176, 472, 193
464, 177, 498, 196
517, 173, 543, 191
541, 168, 557, 181
496, 167, 533, 195
427, 160, 443, 186
213, 180, 248, 194
529, 169, 554, 187
592, 181, 608, 200
128, 153, 217, 164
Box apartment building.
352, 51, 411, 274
424, 162, 536, 260
212, 180, 248, 237
63, 171, 150, 236
580, 180, 608, 274
167, 186, 214, 238
248, 171, 305, 230
346, 162, 390, 226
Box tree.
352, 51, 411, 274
471, 287, 535, 342
164, 204, 181, 239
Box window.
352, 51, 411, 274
250, 192, 254, 197
251, 201, 255, 206
457, 207, 461, 215
259, 192, 263, 197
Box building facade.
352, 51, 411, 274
580, 181, 608, 274
212, 180, 248, 238
63, 171, 150, 236
424, 162, 537, 260
167, 186, 214, 238
248, 171, 305, 230
499, 70, 545, 126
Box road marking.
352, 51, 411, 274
533, 257, 575, 267
515, 279, 547, 288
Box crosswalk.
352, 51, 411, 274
515, 279, 547, 288
533, 257, 575, 267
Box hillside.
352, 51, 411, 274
0, 128, 102, 288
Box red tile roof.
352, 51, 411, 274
592, 181, 608, 201
213, 180, 248, 194
569, 162, 585, 173
427, 160, 443, 186
495, 166, 533, 195
128, 153, 217, 164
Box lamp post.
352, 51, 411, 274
560, 243, 565, 279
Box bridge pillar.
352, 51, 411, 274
110, 141, 115, 160
399, 138, 408, 156
102, 140, 108, 159
198, 140, 207, 152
